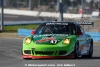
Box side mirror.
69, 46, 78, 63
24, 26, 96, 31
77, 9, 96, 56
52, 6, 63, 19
31, 30, 35, 35
77, 31, 83, 36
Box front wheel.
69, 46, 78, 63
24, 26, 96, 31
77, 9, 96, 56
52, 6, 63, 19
82, 41, 93, 58
87, 41, 93, 57
74, 43, 80, 59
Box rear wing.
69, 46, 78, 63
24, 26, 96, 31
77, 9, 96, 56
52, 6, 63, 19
76, 22, 94, 27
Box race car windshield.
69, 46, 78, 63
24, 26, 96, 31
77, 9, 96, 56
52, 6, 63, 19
35, 23, 76, 34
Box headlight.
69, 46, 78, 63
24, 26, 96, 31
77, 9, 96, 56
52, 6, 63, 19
24, 37, 31, 44
63, 38, 70, 44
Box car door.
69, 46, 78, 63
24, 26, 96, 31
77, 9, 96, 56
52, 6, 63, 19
77, 25, 89, 55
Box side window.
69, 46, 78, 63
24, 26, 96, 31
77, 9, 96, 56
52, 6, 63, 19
70, 25, 76, 35
59, 25, 69, 34
77, 25, 84, 33
77, 26, 81, 32
80, 26, 84, 33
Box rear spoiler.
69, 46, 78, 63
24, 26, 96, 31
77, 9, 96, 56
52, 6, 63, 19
76, 22, 94, 27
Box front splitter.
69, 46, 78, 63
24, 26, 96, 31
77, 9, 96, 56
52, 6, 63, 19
22, 54, 74, 59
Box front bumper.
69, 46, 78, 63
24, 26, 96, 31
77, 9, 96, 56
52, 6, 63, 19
22, 54, 74, 59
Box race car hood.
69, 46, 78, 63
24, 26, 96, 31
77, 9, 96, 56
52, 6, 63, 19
33, 34, 68, 45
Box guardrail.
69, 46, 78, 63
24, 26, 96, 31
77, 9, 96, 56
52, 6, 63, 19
2, 8, 91, 19
18, 28, 100, 42
4, 21, 43, 26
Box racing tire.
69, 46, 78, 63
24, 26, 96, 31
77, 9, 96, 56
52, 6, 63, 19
74, 42, 80, 59
86, 41, 93, 58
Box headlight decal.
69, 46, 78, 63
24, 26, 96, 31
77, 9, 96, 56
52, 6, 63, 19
63, 38, 70, 44
24, 37, 32, 44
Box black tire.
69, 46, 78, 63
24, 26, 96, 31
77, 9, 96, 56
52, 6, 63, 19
87, 40, 93, 58
74, 42, 80, 59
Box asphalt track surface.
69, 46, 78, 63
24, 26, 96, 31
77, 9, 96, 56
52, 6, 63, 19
0, 37, 100, 67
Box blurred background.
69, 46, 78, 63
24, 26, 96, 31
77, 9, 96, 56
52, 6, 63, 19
0, 0, 100, 32
2, 0, 100, 13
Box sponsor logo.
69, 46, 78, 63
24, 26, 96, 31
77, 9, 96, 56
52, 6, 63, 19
36, 38, 55, 43
46, 23, 68, 25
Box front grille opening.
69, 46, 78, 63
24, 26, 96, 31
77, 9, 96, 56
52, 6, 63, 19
24, 50, 31, 54
58, 51, 67, 55
35, 51, 54, 55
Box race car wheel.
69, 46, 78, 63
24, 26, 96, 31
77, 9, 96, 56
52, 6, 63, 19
87, 41, 93, 57
74, 43, 80, 59
82, 40, 93, 58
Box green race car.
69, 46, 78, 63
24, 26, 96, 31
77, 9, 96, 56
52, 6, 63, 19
22, 21, 93, 59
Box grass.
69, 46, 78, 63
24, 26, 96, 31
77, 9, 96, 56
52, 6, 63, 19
4, 24, 39, 32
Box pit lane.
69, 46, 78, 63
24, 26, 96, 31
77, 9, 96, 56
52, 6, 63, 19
0, 37, 100, 67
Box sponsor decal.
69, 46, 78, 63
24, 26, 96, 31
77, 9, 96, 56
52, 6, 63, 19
36, 38, 55, 43
50, 40, 58, 44
34, 34, 68, 43
46, 23, 68, 25
33, 34, 52, 38
79, 44, 87, 51
33, 34, 68, 38
77, 22, 93, 25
